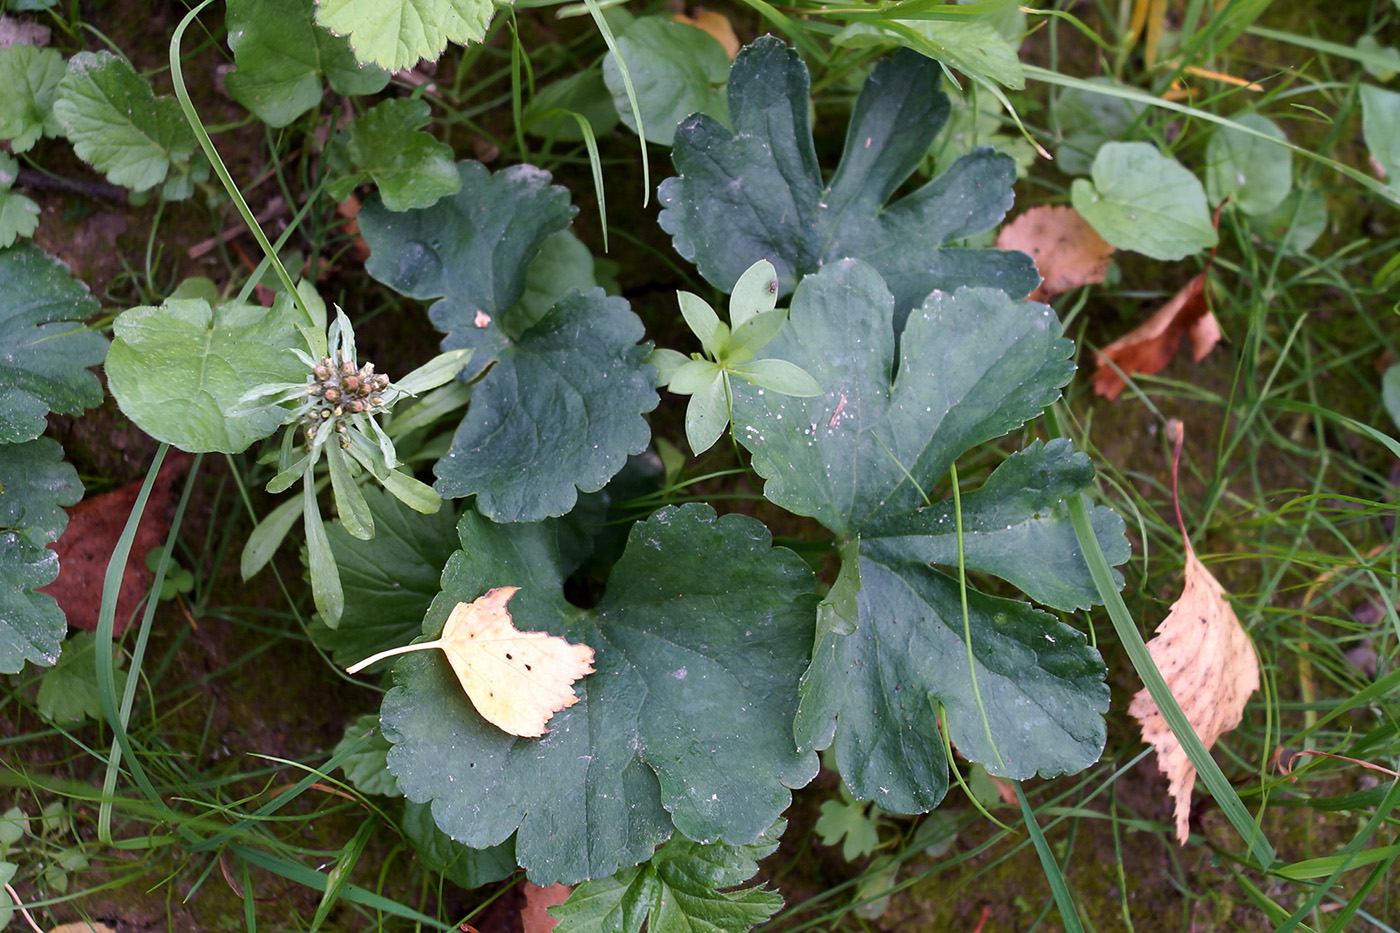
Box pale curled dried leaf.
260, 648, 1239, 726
348, 586, 594, 737
674, 9, 740, 58
995, 205, 1115, 302
1127, 545, 1259, 843
1093, 272, 1221, 399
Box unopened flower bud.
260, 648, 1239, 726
323, 387, 340, 403
343, 375, 360, 393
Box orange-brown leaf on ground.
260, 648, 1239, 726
40, 451, 192, 636
347, 587, 595, 737
1128, 421, 1259, 843
1093, 272, 1220, 400
521, 881, 572, 933
674, 9, 740, 58
995, 205, 1116, 302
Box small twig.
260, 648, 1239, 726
16, 167, 127, 203
186, 196, 287, 259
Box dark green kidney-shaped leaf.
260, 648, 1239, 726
603, 16, 731, 146
53, 51, 197, 193
0, 44, 65, 152
361, 162, 656, 522
0, 534, 65, 673
1070, 141, 1217, 261
315, 0, 494, 72
400, 800, 516, 889
658, 38, 1037, 322
0, 244, 105, 444
380, 503, 818, 884
315, 486, 459, 669
0, 437, 82, 549
550, 820, 785, 933
729, 260, 1122, 811
1205, 113, 1291, 216
326, 98, 460, 210
105, 296, 308, 453
226, 0, 389, 127
334, 712, 402, 796
1248, 185, 1326, 254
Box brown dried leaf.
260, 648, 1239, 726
40, 452, 191, 636
1093, 272, 1220, 400
995, 205, 1116, 302
674, 9, 740, 58
521, 881, 572, 933
1127, 544, 1259, 843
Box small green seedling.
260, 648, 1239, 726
650, 259, 821, 454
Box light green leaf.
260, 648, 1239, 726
315, 0, 495, 72
685, 371, 731, 455
728, 310, 789, 359
648, 348, 688, 386
0, 43, 65, 152
550, 822, 785, 933
37, 631, 128, 723
1050, 77, 1146, 177
333, 713, 402, 796
729, 259, 779, 328
327, 445, 374, 539
1205, 112, 1291, 215
730, 261, 1123, 812
328, 98, 461, 210
0, 244, 106, 444
380, 505, 817, 884
1248, 184, 1326, 254
668, 358, 720, 394
0, 152, 37, 248
727, 358, 821, 397
0, 861, 14, 929
1071, 141, 1217, 260
659, 40, 1037, 322
833, 18, 1025, 90
53, 51, 197, 193
677, 290, 722, 352
603, 16, 731, 146
1361, 84, 1400, 187
225, 0, 389, 127
1384, 364, 1400, 433
515, 230, 598, 331
525, 69, 620, 142
815, 797, 880, 861
106, 296, 307, 453
1358, 35, 1400, 82
393, 347, 472, 397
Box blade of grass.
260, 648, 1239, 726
1014, 782, 1083, 933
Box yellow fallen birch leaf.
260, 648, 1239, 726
347, 587, 594, 738
1128, 421, 1259, 843
674, 9, 740, 58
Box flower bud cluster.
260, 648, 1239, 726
303, 355, 392, 448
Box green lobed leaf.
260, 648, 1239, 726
380, 504, 818, 884
0, 437, 83, 549
729, 260, 1120, 812
225, 0, 389, 128
1362, 84, 1400, 188
315, 0, 494, 72
399, 801, 516, 889
361, 162, 656, 521
313, 485, 458, 669
327, 98, 461, 211
0, 152, 39, 247
53, 51, 197, 193
524, 69, 620, 143
1204, 112, 1291, 216
36, 631, 129, 723
0, 43, 65, 152
550, 821, 786, 933
658, 39, 1038, 322
0, 534, 65, 673
106, 295, 308, 453
0, 244, 106, 444
602, 16, 731, 146
814, 797, 879, 862
1070, 141, 1218, 261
